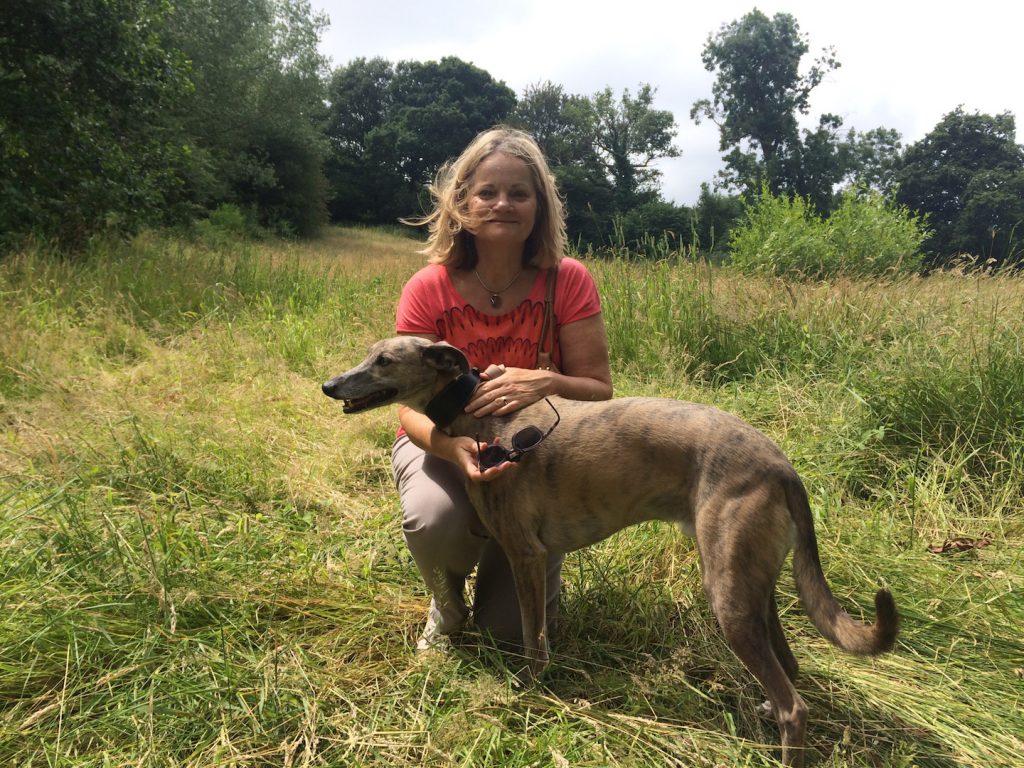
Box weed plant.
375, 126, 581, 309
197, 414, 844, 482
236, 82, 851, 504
1, 227, 1021, 766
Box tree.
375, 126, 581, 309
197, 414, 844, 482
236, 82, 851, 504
324, 57, 399, 222
0, 0, 192, 247
895, 108, 1024, 266
325, 57, 394, 153
0, 0, 332, 247
325, 56, 516, 223
692, 9, 838, 197
845, 127, 903, 195
512, 81, 595, 166
783, 113, 856, 214
511, 82, 613, 245
164, 0, 331, 236
588, 85, 680, 209
955, 170, 1024, 265
390, 57, 517, 198
513, 82, 681, 245
693, 10, 906, 217
614, 200, 696, 255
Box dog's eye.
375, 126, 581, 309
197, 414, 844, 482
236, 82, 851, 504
375, 354, 392, 367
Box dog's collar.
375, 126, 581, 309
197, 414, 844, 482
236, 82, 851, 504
425, 370, 482, 429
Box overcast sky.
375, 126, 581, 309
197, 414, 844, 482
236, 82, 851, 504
308, 0, 1023, 205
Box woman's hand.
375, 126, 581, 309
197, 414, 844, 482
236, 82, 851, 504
447, 435, 518, 482
465, 365, 553, 416
398, 403, 516, 481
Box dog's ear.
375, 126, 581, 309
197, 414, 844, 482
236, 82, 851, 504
421, 342, 470, 376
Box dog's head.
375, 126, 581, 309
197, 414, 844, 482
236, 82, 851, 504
321, 336, 470, 414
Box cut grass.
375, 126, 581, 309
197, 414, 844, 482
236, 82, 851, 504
1, 228, 1022, 766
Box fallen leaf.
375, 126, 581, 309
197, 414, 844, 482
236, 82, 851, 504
927, 535, 993, 554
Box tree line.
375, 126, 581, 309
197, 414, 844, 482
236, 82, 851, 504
2, 2, 1022, 267
2, 0, 330, 246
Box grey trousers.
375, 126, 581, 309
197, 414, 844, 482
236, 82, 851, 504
391, 435, 563, 645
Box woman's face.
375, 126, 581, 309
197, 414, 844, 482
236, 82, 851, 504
466, 152, 538, 249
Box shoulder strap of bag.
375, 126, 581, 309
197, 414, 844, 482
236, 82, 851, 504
537, 265, 558, 365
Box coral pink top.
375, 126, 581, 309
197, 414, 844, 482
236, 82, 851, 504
395, 257, 602, 372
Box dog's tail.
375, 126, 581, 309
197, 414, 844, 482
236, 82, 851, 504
785, 474, 899, 656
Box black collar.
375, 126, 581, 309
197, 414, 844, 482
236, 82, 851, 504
425, 370, 482, 429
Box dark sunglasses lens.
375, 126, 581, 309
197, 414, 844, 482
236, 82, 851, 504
479, 445, 509, 469
511, 426, 544, 451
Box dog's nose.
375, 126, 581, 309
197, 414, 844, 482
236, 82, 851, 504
321, 381, 335, 397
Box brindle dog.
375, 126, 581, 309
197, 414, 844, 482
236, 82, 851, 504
322, 336, 899, 767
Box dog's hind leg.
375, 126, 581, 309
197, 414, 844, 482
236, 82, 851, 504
768, 589, 799, 683
715, 605, 808, 767
704, 573, 806, 765
749, 590, 801, 723
697, 496, 808, 766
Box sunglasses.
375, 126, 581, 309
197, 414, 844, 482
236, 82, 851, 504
477, 398, 560, 470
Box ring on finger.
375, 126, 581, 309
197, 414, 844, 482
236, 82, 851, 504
497, 396, 508, 405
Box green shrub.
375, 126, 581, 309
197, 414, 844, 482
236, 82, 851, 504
729, 186, 927, 278
827, 189, 926, 275
193, 203, 261, 246
728, 188, 831, 276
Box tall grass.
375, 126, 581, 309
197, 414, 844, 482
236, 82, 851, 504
2, 228, 1022, 766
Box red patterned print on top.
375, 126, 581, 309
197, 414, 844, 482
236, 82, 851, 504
436, 299, 547, 370
396, 257, 602, 372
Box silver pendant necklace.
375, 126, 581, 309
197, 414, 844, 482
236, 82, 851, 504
474, 268, 522, 308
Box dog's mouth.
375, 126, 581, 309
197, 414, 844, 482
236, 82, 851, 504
341, 388, 398, 413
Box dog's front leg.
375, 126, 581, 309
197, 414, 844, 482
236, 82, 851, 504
508, 545, 550, 685
470, 487, 551, 684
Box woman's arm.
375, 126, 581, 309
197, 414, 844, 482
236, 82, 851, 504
396, 333, 512, 481
550, 312, 613, 400
399, 406, 459, 462
465, 313, 613, 415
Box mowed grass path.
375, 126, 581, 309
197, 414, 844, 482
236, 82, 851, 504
1, 227, 1022, 766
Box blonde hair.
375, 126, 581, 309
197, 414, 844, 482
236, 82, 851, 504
408, 127, 567, 269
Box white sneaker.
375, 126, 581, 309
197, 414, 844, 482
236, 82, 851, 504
415, 601, 452, 652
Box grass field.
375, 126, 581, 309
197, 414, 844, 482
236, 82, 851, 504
2, 226, 1022, 766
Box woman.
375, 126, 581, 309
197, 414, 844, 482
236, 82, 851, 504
392, 127, 613, 650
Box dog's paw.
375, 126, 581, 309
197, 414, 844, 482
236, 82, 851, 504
511, 656, 548, 688
513, 664, 537, 688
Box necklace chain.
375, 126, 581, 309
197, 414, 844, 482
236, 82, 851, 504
474, 268, 522, 308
